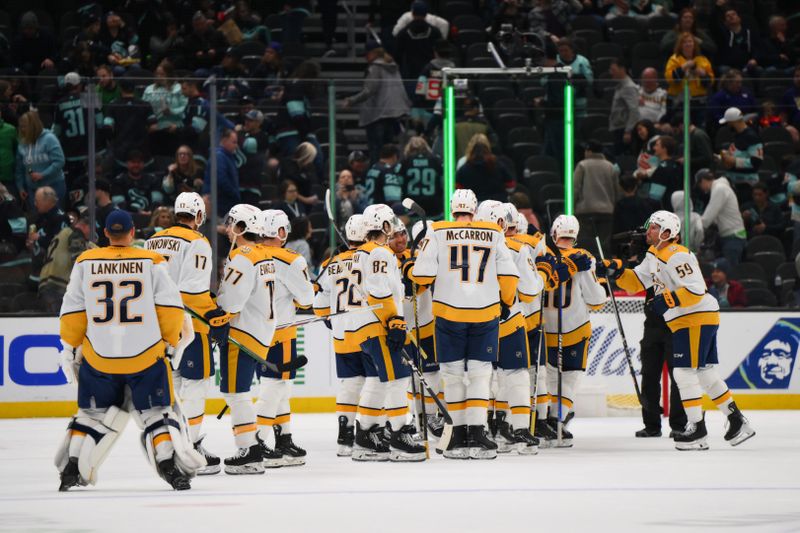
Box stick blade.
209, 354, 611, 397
402, 197, 425, 217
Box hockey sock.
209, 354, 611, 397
385, 378, 410, 431
224, 392, 258, 448
501, 368, 531, 430
141, 408, 175, 462
276, 381, 292, 435
530, 366, 549, 421
440, 361, 466, 426
545, 364, 575, 421
422, 371, 442, 412
673, 368, 704, 423
255, 378, 285, 443
698, 366, 735, 413
356, 377, 385, 429
336, 376, 364, 427
180, 378, 210, 443
494, 370, 510, 424
465, 360, 492, 426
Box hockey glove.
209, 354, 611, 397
386, 316, 407, 353
647, 291, 680, 316
400, 258, 416, 280
562, 253, 592, 276
535, 255, 570, 288
499, 302, 511, 321
596, 259, 624, 280
59, 342, 83, 384
205, 307, 232, 344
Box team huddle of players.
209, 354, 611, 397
54, 187, 755, 492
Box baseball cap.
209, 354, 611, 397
365, 40, 382, 54
244, 109, 264, 123
268, 41, 283, 54
105, 210, 133, 233
694, 168, 715, 183
412, 1, 428, 16
712, 258, 731, 276
719, 107, 744, 124
64, 72, 82, 87
348, 150, 368, 163
225, 46, 242, 60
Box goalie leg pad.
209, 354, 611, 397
55, 406, 130, 486
140, 408, 206, 478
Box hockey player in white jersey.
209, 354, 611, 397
542, 215, 607, 447
346, 204, 426, 462
313, 214, 372, 456
255, 209, 314, 466
598, 211, 755, 450
476, 201, 547, 454
145, 192, 229, 474
216, 204, 278, 474
409, 189, 520, 460
57, 210, 204, 491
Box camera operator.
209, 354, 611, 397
605, 226, 687, 438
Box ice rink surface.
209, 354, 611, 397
1, 411, 799, 533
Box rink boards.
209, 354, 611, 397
1, 304, 798, 417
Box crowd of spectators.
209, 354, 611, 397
0, 0, 799, 314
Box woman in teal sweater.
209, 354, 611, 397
15, 111, 66, 208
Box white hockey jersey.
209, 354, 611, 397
216, 244, 277, 357
345, 241, 405, 346
616, 243, 719, 331
60, 246, 184, 374
145, 224, 216, 334
514, 232, 548, 331
542, 248, 608, 347
314, 249, 363, 353
411, 221, 519, 323
501, 236, 544, 337
266, 246, 314, 345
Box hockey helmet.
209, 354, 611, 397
345, 214, 368, 243
476, 199, 512, 231
363, 204, 398, 236
226, 204, 263, 236
450, 189, 478, 216
550, 214, 580, 244
261, 209, 291, 242
503, 203, 519, 229
411, 219, 433, 242
516, 212, 529, 235
646, 210, 681, 241
174, 192, 206, 226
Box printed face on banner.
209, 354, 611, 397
726, 318, 800, 390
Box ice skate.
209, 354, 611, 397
635, 427, 662, 438
58, 457, 85, 492
224, 444, 265, 474
442, 425, 470, 459
157, 457, 191, 490
352, 422, 390, 462
426, 413, 444, 438
193, 437, 221, 475
674, 420, 709, 451
337, 415, 354, 457
494, 411, 515, 453
510, 428, 539, 455
467, 425, 498, 460
274, 426, 306, 466
534, 418, 557, 448
724, 402, 755, 446
546, 417, 573, 448
258, 436, 285, 468
389, 425, 427, 462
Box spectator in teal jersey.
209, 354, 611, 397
14, 111, 66, 209
716, 107, 763, 186
557, 38, 592, 119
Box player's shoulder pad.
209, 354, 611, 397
228, 244, 262, 264
567, 247, 594, 259
505, 237, 524, 252
269, 246, 301, 265
656, 243, 688, 263
77, 246, 165, 264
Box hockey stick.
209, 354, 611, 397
324, 188, 350, 246
275, 304, 383, 330
403, 197, 429, 452
545, 233, 564, 447
530, 316, 546, 433
594, 236, 645, 408
402, 337, 452, 425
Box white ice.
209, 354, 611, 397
1, 411, 799, 533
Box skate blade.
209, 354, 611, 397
336, 446, 353, 457
515, 444, 539, 455
196, 465, 222, 476
729, 428, 755, 447
548, 439, 573, 448
224, 464, 266, 475
389, 450, 427, 462
262, 459, 285, 469
442, 449, 470, 460
351, 448, 389, 462
468, 448, 498, 460
279, 456, 306, 467
536, 439, 553, 449
675, 438, 709, 451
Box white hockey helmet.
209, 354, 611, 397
503, 203, 519, 229
362, 204, 398, 236
411, 219, 433, 242
261, 209, 291, 242
392, 216, 408, 236
516, 212, 529, 235
345, 214, 368, 243
174, 192, 206, 226
550, 214, 580, 244
226, 204, 263, 236
450, 189, 478, 216
475, 199, 512, 231
647, 210, 681, 241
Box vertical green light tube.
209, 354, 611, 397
563, 82, 574, 215
683, 80, 691, 249
444, 85, 456, 221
